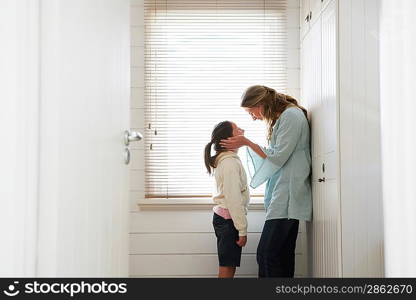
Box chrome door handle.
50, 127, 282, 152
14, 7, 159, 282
124, 130, 143, 146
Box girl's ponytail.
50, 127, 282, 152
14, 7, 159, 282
204, 141, 215, 175
203, 121, 233, 175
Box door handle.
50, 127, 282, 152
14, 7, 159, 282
318, 177, 326, 183
124, 130, 143, 146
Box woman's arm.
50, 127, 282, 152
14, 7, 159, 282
249, 110, 304, 188
246, 139, 267, 159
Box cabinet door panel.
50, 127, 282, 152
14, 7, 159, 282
301, 0, 310, 40
310, 164, 323, 276
323, 179, 341, 277
321, 0, 338, 154
322, 0, 333, 10
310, 0, 322, 24
308, 20, 322, 159
312, 155, 324, 183
323, 151, 337, 180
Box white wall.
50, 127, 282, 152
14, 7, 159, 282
338, 0, 384, 277
129, 0, 306, 277
379, 0, 416, 277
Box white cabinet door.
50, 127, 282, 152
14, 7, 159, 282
37, 0, 131, 277
305, 0, 340, 278
309, 158, 340, 277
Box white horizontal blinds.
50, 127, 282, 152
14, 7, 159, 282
144, 0, 288, 198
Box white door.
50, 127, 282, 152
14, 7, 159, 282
0, 0, 40, 277
36, 0, 131, 276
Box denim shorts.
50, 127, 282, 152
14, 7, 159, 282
212, 213, 242, 267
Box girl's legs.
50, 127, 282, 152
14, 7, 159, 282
213, 213, 242, 278
218, 266, 236, 278
256, 218, 299, 277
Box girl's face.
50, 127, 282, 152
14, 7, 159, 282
231, 122, 245, 137
244, 106, 264, 121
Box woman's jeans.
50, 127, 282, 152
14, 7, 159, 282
257, 218, 299, 278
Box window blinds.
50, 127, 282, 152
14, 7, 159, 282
144, 0, 288, 199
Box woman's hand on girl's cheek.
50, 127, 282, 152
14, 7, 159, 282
220, 136, 247, 150
234, 135, 248, 146
219, 138, 234, 150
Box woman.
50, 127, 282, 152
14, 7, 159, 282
220, 85, 312, 278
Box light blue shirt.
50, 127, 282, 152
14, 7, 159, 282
247, 107, 312, 221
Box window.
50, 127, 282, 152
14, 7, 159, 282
144, 0, 288, 199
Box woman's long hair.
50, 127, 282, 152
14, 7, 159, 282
204, 121, 233, 175
240, 85, 307, 141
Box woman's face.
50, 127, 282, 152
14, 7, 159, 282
231, 122, 245, 137
244, 106, 263, 121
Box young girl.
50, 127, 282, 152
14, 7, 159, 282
204, 121, 250, 278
